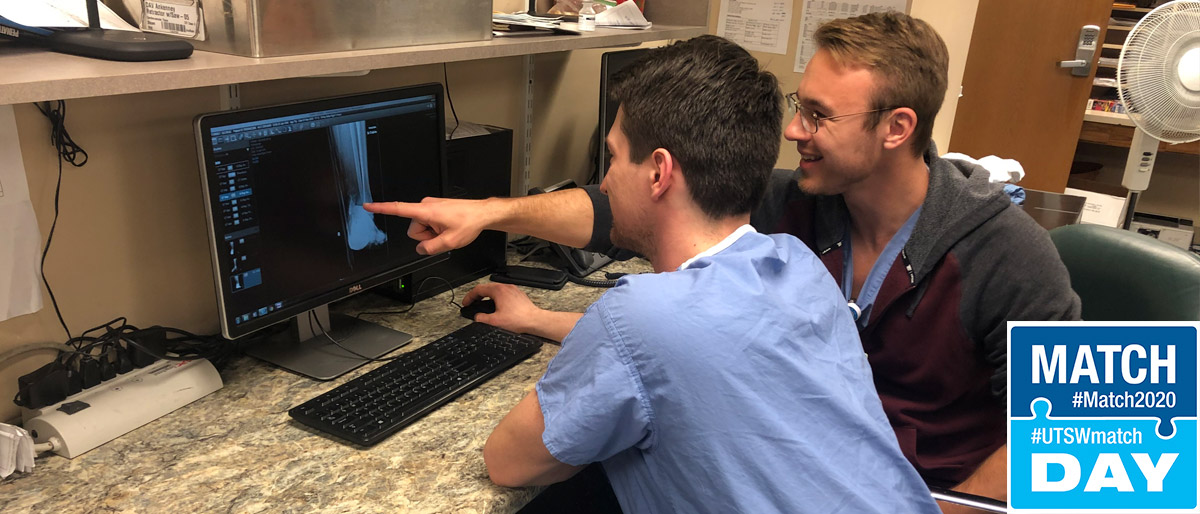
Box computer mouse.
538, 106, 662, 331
460, 299, 497, 320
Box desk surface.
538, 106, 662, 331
0, 258, 650, 513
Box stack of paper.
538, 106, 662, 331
492, 13, 581, 36
1064, 187, 1127, 227
0, 0, 137, 31
597, 1, 651, 29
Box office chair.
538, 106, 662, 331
930, 225, 1200, 513
1050, 223, 1200, 321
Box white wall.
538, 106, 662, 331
0, 62, 526, 423
910, 0, 982, 151
703, 0, 981, 169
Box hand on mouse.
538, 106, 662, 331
462, 283, 542, 334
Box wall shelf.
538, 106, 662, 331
0, 25, 705, 105
1080, 117, 1200, 155
1081, 0, 1197, 156
1083, 109, 1135, 126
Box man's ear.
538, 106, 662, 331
881, 107, 918, 152
648, 148, 675, 201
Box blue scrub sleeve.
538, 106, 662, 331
536, 301, 653, 466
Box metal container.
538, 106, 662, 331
1021, 189, 1087, 231
108, 0, 492, 57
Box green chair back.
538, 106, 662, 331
1049, 224, 1200, 321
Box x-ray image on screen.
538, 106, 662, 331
329, 120, 387, 254
199, 88, 443, 337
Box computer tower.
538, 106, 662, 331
385, 124, 512, 304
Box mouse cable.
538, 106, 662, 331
35, 100, 88, 340
353, 275, 463, 319
315, 276, 463, 363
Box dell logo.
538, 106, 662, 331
348, 284, 363, 294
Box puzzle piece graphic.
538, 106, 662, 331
1011, 398, 1198, 511
1010, 326, 1198, 439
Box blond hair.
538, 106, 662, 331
814, 12, 949, 156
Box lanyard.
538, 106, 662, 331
842, 206, 922, 326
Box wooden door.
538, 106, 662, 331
948, 0, 1112, 192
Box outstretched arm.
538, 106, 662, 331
363, 188, 595, 255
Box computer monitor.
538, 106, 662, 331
194, 84, 448, 380
597, 47, 651, 182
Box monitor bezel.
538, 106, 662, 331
598, 47, 652, 182
194, 83, 448, 340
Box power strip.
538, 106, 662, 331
21, 359, 223, 458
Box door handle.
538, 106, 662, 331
1061, 25, 1101, 77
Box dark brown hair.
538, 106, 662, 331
609, 36, 782, 219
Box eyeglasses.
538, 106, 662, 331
785, 92, 899, 134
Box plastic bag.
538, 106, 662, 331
548, 0, 612, 15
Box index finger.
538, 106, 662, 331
363, 201, 422, 219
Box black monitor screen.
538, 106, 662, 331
598, 47, 651, 181
195, 84, 446, 339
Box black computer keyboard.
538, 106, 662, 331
289, 322, 543, 446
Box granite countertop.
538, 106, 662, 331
0, 258, 651, 513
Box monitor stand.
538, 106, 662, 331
245, 305, 413, 380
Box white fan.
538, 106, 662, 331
1116, 0, 1200, 229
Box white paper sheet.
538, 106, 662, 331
716, 0, 792, 55
1064, 187, 1127, 228
793, 0, 906, 73
0, 0, 138, 31
0, 105, 44, 322
596, 1, 651, 29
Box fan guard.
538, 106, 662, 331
1117, 0, 1200, 144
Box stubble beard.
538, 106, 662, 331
610, 223, 652, 259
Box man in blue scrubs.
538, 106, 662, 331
476, 36, 939, 514
368, 16, 1080, 509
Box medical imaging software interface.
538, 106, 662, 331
203, 95, 442, 330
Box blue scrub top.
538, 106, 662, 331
537, 229, 939, 514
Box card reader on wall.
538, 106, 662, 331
21, 359, 223, 459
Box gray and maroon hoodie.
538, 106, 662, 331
584, 142, 1081, 486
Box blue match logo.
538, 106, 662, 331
1008, 323, 1198, 513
